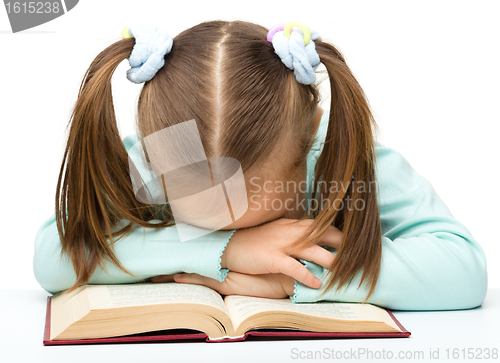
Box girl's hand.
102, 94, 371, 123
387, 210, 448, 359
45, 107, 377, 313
151, 272, 295, 299
220, 218, 341, 289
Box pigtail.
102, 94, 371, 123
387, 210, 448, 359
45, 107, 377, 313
291, 40, 382, 302
55, 39, 173, 294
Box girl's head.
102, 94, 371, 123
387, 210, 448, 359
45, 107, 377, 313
57, 20, 381, 300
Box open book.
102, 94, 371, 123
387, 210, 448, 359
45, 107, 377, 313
44, 282, 410, 345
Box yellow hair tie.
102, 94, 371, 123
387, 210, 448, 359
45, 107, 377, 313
283, 21, 311, 46
122, 25, 132, 39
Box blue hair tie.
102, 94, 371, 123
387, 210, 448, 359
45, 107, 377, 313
267, 22, 321, 85
122, 25, 173, 84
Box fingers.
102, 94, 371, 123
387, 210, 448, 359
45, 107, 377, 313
150, 274, 176, 283
174, 272, 289, 299
274, 218, 312, 227
295, 244, 336, 269
279, 274, 296, 296
279, 257, 322, 289
318, 225, 343, 248
174, 273, 227, 292
277, 218, 343, 249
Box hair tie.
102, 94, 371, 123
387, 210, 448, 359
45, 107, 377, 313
122, 25, 173, 84
266, 21, 321, 85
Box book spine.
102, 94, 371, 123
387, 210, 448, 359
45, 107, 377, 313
205, 334, 246, 342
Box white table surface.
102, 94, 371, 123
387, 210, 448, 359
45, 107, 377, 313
1, 289, 499, 363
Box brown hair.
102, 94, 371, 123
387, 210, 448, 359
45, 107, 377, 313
56, 20, 381, 299
288, 40, 382, 302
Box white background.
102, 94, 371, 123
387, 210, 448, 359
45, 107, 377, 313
0, 0, 498, 291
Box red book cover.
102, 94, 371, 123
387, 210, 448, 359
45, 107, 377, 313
43, 296, 411, 345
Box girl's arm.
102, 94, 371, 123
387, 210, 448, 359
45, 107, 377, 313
33, 213, 235, 295
291, 143, 488, 310
34, 134, 238, 295
34, 210, 341, 295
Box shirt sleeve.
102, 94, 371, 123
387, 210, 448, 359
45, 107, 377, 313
291, 143, 488, 311
33, 134, 235, 295
33, 214, 235, 295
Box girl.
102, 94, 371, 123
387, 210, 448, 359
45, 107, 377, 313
34, 20, 487, 311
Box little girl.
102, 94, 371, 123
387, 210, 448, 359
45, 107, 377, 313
34, 20, 487, 311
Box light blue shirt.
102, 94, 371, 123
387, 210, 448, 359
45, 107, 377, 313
33, 109, 487, 310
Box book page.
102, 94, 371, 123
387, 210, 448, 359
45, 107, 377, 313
85, 282, 228, 314
224, 296, 400, 331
